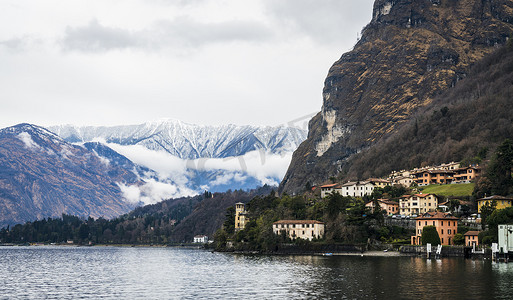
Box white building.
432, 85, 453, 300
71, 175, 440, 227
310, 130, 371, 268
498, 225, 513, 253
272, 220, 325, 241
193, 235, 208, 243
340, 181, 375, 197
320, 183, 342, 198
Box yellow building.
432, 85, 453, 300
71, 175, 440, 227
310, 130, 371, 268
235, 202, 249, 230
477, 195, 513, 213
272, 220, 325, 241
399, 193, 438, 216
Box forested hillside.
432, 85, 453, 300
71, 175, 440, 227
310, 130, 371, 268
343, 43, 513, 180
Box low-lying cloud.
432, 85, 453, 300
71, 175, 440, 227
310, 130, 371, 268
104, 142, 292, 204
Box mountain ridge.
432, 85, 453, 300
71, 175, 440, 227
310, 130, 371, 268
49, 119, 307, 160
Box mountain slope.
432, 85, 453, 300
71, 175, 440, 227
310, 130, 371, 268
281, 0, 513, 194
49, 119, 307, 160
0, 124, 138, 228
345, 43, 513, 179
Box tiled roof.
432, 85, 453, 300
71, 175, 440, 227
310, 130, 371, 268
320, 183, 341, 188
478, 195, 513, 201
415, 212, 459, 220
464, 231, 480, 236
273, 220, 324, 225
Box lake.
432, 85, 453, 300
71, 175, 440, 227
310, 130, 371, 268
1, 246, 513, 299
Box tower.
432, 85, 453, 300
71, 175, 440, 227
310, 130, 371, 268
235, 202, 248, 230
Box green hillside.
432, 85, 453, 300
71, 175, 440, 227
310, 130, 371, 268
420, 184, 475, 197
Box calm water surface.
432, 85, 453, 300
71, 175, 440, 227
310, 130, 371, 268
1, 246, 513, 299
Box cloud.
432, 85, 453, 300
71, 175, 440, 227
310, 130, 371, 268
118, 179, 196, 205
263, 0, 374, 44
103, 141, 292, 191
60, 17, 273, 53
62, 19, 139, 52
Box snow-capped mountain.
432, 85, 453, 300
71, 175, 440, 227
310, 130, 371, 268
0, 124, 141, 228
49, 119, 307, 159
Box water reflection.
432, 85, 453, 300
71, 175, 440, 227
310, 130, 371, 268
1, 247, 513, 299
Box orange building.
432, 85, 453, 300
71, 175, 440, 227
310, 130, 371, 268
411, 212, 458, 245
464, 231, 480, 247
413, 170, 455, 186
365, 199, 399, 216
453, 166, 481, 184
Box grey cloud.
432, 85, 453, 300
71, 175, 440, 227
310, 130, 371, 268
62, 19, 139, 52
0, 36, 42, 51
61, 17, 273, 53
263, 0, 374, 44
155, 16, 273, 47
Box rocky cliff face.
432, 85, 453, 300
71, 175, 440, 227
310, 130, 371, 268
281, 0, 513, 194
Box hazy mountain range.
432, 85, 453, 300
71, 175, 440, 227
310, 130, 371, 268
0, 120, 306, 227
49, 119, 306, 160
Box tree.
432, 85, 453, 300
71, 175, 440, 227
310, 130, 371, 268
480, 200, 497, 225
486, 139, 513, 196
448, 199, 461, 213
223, 206, 236, 234
422, 226, 441, 245
453, 233, 465, 245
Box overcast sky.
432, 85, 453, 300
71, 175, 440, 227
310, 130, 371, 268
0, 0, 374, 128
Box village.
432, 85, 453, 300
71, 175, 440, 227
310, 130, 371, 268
197, 161, 513, 260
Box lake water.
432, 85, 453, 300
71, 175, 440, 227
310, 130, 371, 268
1, 246, 513, 299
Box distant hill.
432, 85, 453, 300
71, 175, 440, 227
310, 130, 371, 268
0, 124, 139, 228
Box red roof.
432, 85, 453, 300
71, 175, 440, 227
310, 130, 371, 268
320, 183, 341, 188
415, 212, 458, 220
464, 231, 480, 236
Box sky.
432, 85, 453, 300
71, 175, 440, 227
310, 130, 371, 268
0, 0, 375, 129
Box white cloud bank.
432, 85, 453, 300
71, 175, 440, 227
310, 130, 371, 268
104, 142, 293, 205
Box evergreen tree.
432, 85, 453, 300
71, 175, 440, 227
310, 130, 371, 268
422, 226, 441, 245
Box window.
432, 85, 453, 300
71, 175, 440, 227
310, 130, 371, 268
442, 238, 444, 243
433, 221, 435, 226
448, 229, 451, 234
441, 221, 444, 226
425, 221, 427, 226
441, 229, 444, 234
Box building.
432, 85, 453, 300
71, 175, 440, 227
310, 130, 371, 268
340, 181, 376, 197
365, 199, 399, 216
366, 178, 391, 188
498, 224, 513, 253
453, 166, 481, 184
464, 231, 480, 247
411, 212, 459, 245
320, 183, 342, 198
235, 202, 249, 230
412, 170, 455, 186
399, 193, 438, 216
392, 176, 414, 187
193, 235, 208, 243
272, 220, 325, 241
477, 195, 513, 213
